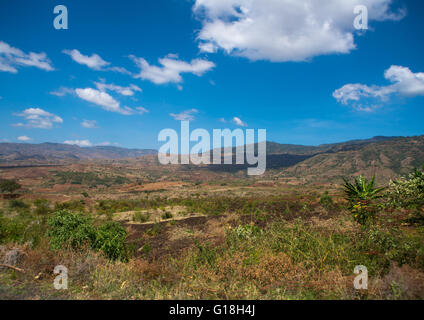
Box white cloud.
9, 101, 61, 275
13, 108, 63, 129
232, 116, 247, 127
63, 49, 110, 70
130, 55, 215, 85
94, 81, 142, 96
17, 136, 32, 141
81, 120, 98, 129
63, 49, 131, 74
75, 88, 140, 115
0, 41, 54, 73
135, 106, 149, 115
64, 140, 92, 147
333, 65, 424, 111
170, 109, 199, 121
50, 87, 74, 97
193, 0, 405, 62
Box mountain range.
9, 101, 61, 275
1, 136, 423, 182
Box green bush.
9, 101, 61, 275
47, 210, 129, 261
0, 179, 21, 194
234, 224, 261, 240
387, 165, 424, 214
319, 191, 334, 211
94, 221, 128, 261
9, 199, 30, 211
55, 200, 85, 213
46, 210, 96, 250
161, 212, 173, 220
133, 211, 150, 223
0, 214, 46, 247
34, 199, 52, 215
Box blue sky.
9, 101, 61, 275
1, 0, 423, 149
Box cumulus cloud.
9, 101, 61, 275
64, 140, 92, 147
13, 108, 63, 129
94, 81, 142, 96
0, 41, 54, 73
75, 88, 132, 115
193, 0, 405, 62
333, 65, 424, 111
63, 49, 110, 70
17, 136, 32, 141
75, 88, 145, 115
130, 54, 215, 85
232, 116, 247, 127
63, 49, 130, 74
170, 109, 199, 121
81, 120, 98, 129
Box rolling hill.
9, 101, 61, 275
0, 143, 157, 162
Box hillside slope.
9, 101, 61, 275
278, 136, 424, 183
0, 143, 157, 162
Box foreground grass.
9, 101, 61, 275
1, 210, 424, 300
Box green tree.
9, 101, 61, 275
0, 179, 21, 194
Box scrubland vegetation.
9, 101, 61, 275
1, 166, 424, 300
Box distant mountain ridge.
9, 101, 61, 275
1, 136, 423, 183
0, 143, 157, 162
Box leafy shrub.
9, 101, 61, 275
0, 213, 46, 247
319, 191, 334, 211
133, 211, 150, 223
55, 200, 85, 213
234, 224, 261, 240
161, 212, 173, 219
9, 199, 30, 211
47, 210, 129, 261
343, 175, 385, 224
387, 166, 424, 214
34, 199, 52, 215
46, 210, 96, 250
0, 179, 21, 194
94, 221, 128, 261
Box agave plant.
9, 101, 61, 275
343, 175, 385, 203
342, 175, 385, 225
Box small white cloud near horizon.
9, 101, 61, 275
17, 136, 32, 141
0, 41, 54, 73
81, 120, 98, 129
170, 109, 199, 121
75, 88, 141, 115
96, 141, 111, 146
333, 65, 424, 111
130, 54, 215, 85
232, 117, 248, 127
193, 0, 405, 62
13, 108, 63, 129
64, 139, 92, 147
